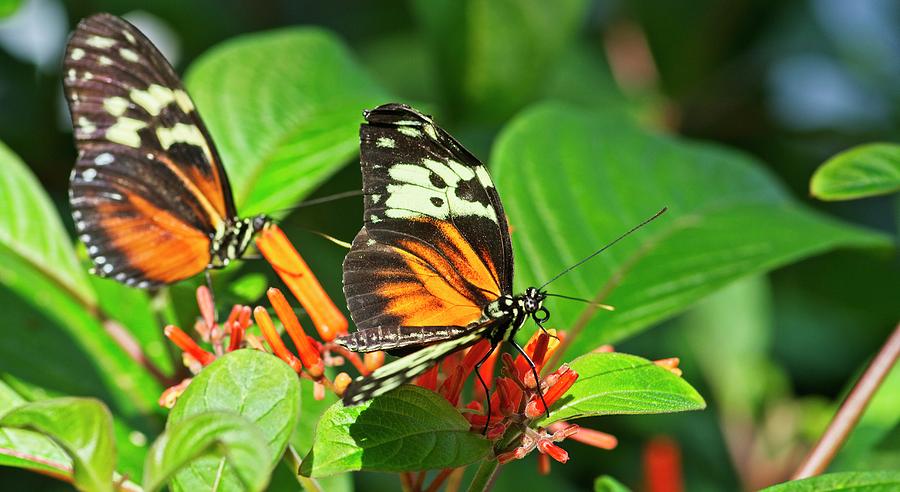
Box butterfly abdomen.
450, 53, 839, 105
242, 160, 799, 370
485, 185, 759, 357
336, 325, 472, 352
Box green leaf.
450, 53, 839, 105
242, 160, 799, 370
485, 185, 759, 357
185, 28, 389, 216
0, 397, 115, 492
0, 0, 22, 18
0, 142, 163, 415
300, 385, 490, 477
144, 412, 272, 492
0, 141, 93, 304
761, 470, 900, 491
810, 143, 900, 201
0, 378, 72, 479
412, 0, 589, 121
492, 103, 890, 353
537, 352, 705, 426
595, 475, 632, 492
167, 350, 301, 491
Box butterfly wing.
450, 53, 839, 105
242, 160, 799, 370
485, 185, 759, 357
341, 319, 495, 405
64, 13, 236, 287
343, 103, 514, 332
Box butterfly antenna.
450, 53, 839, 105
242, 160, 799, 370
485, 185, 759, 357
538, 207, 667, 290
544, 293, 615, 311
269, 190, 363, 215
299, 228, 352, 249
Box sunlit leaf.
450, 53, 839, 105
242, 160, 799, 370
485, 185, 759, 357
493, 103, 890, 356
167, 350, 300, 491
810, 143, 900, 201
300, 385, 490, 477
595, 475, 632, 492
537, 353, 705, 426
186, 28, 390, 216
0, 397, 115, 492
144, 412, 272, 492
761, 470, 900, 491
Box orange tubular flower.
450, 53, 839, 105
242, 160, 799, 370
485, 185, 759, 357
267, 288, 324, 378
164, 325, 215, 366
525, 365, 578, 418
252, 306, 303, 373
255, 224, 348, 341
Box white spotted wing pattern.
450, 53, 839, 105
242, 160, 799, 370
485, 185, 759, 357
64, 13, 255, 288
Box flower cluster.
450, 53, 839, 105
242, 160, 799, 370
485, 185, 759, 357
159, 224, 384, 407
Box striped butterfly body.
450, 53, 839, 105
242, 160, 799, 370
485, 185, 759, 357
337, 103, 552, 406
64, 13, 270, 289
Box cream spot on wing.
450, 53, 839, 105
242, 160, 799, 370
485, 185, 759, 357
423, 123, 438, 140
103, 96, 130, 116
122, 30, 136, 44
398, 127, 422, 138
86, 36, 116, 48
82, 168, 97, 182
78, 117, 96, 134
67, 68, 76, 81
119, 48, 139, 62
106, 117, 147, 148
173, 90, 194, 112
376, 137, 395, 148
156, 123, 213, 162
129, 84, 177, 116
70, 48, 85, 60
99, 56, 113, 66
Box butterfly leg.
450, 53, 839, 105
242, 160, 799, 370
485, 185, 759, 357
204, 270, 218, 322
473, 341, 498, 435
510, 338, 551, 419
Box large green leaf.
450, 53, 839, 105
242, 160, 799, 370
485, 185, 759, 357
167, 350, 301, 491
144, 412, 272, 492
492, 103, 890, 355
536, 353, 705, 426
0, 142, 162, 415
810, 143, 900, 201
300, 385, 491, 477
0, 0, 21, 19
412, 0, 588, 121
0, 142, 92, 303
0, 397, 115, 492
761, 471, 900, 491
185, 28, 389, 216
0, 378, 72, 479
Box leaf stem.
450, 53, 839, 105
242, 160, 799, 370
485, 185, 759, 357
791, 321, 900, 479
466, 459, 500, 492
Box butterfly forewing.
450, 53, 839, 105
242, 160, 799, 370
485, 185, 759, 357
64, 13, 236, 287
343, 104, 514, 332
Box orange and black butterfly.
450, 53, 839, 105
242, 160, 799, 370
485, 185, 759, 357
64, 14, 269, 289
336, 103, 665, 408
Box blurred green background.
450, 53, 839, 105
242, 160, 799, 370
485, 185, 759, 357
0, 0, 897, 490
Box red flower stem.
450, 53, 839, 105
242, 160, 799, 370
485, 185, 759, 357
425, 468, 455, 492
326, 343, 370, 376
792, 321, 900, 479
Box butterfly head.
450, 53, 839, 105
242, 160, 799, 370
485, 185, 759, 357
210, 214, 272, 268
522, 287, 550, 325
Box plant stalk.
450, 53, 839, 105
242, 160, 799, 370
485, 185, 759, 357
466, 459, 500, 492
791, 321, 900, 479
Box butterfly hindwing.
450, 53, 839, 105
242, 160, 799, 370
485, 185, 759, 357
64, 13, 235, 286
343, 104, 514, 331
341, 321, 494, 405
